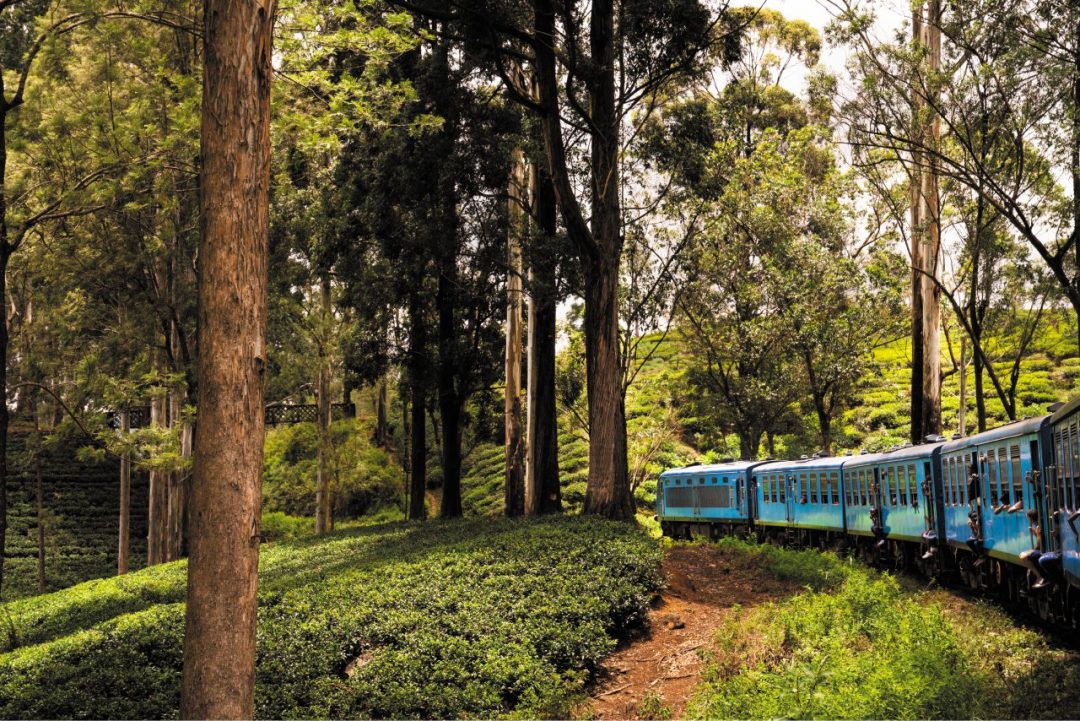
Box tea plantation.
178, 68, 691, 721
0, 515, 662, 719
2, 430, 146, 600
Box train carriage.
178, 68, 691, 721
656, 461, 764, 539
939, 415, 1051, 597
840, 443, 945, 569
752, 456, 846, 546
1048, 399, 1080, 596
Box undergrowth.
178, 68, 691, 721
0, 515, 662, 719
689, 538, 1080, 720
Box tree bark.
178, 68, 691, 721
118, 409, 131, 575
505, 148, 526, 517
534, 0, 631, 519
315, 274, 332, 534
958, 334, 967, 437
525, 158, 560, 515
165, 382, 187, 561
376, 377, 388, 447
407, 290, 428, 521
437, 266, 463, 518
909, 0, 943, 444
179, 0, 274, 713
34, 415, 45, 594
147, 391, 167, 565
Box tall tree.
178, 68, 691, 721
504, 147, 526, 516
908, 0, 943, 443
179, 0, 274, 714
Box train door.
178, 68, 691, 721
921, 460, 935, 537
786, 474, 796, 526
1030, 439, 1052, 553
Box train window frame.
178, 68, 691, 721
996, 448, 1009, 506
1010, 445, 1022, 510
822, 472, 831, 505
861, 469, 869, 506
1067, 423, 1075, 511
885, 466, 895, 505
898, 465, 908, 506
810, 472, 819, 504
908, 463, 917, 506
946, 457, 954, 506
986, 449, 998, 506
1064, 428, 1073, 511
779, 473, 786, 503
830, 471, 839, 505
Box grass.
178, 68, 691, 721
0, 514, 662, 719
687, 538, 1080, 720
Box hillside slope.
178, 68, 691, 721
0, 515, 661, 719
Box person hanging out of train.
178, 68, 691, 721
967, 469, 987, 565
1020, 508, 1050, 589
869, 479, 886, 548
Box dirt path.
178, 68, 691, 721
588, 544, 802, 720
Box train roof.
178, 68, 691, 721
940, 414, 1050, 454
659, 460, 767, 478
750, 455, 847, 473
838, 440, 941, 468
1051, 396, 1080, 425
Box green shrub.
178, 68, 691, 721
689, 553, 984, 720
262, 419, 403, 519
260, 511, 315, 542
0, 515, 662, 720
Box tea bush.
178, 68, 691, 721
0, 515, 662, 719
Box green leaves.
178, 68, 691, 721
0, 516, 662, 719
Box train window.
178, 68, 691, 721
908, 464, 917, 504
883, 467, 892, 505
1056, 431, 1066, 510
830, 471, 839, 505
944, 458, 953, 506
898, 465, 908, 506
761, 475, 770, 504
1064, 429, 1073, 511
808, 473, 817, 503
1010, 445, 1022, 509
821, 472, 830, 505
986, 450, 998, 506
861, 469, 869, 505
996, 449, 1009, 506
954, 455, 963, 507
844, 473, 851, 505
1072, 422, 1080, 511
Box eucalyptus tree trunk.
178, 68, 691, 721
147, 390, 167, 566
179, 0, 274, 713
504, 148, 526, 517
525, 160, 560, 515
34, 413, 45, 593
118, 409, 131, 575
909, 0, 943, 444
407, 290, 428, 521
534, 0, 632, 519
315, 274, 332, 534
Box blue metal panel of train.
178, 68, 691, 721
870, 442, 944, 544
938, 415, 1049, 566
1048, 399, 1080, 589
841, 452, 883, 538
753, 457, 846, 533
656, 462, 762, 528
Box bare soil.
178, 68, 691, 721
587, 544, 803, 720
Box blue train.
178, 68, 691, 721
657, 399, 1080, 626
